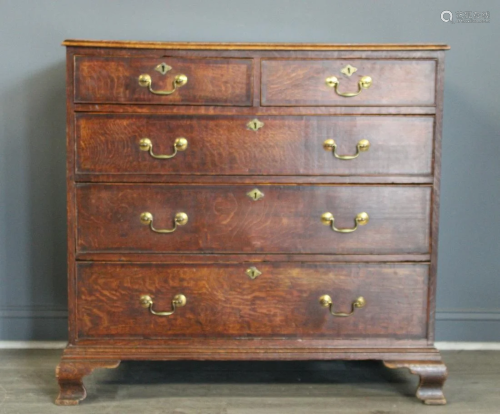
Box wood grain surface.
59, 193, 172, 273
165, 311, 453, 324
74, 56, 253, 105
262, 59, 436, 106
76, 114, 434, 177
76, 262, 428, 339
60, 43, 449, 405
75, 184, 431, 254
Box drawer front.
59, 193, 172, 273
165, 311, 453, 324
76, 263, 428, 339
74, 56, 253, 105
261, 59, 436, 106
76, 114, 433, 177
76, 184, 430, 254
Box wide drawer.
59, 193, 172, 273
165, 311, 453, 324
76, 184, 431, 254
74, 56, 253, 105
76, 262, 428, 339
76, 114, 433, 177
261, 59, 436, 106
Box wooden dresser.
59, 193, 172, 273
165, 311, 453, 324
57, 40, 449, 405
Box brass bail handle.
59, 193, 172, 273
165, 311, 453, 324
140, 212, 188, 234
325, 75, 372, 97
140, 294, 187, 316
319, 295, 366, 317
323, 139, 370, 160
138, 63, 188, 95
139, 137, 188, 159
321, 212, 369, 233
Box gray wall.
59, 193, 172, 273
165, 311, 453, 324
0, 0, 499, 341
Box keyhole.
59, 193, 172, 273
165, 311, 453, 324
246, 188, 264, 201
346, 67, 352, 75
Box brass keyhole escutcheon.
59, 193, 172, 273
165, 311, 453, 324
247, 188, 264, 201
155, 62, 172, 75
247, 119, 264, 132
246, 267, 262, 280
340, 64, 357, 77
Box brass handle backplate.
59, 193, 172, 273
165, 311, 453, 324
138, 63, 188, 95
325, 75, 372, 97
140, 294, 186, 316
321, 212, 369, 233
323, 139, 370, 160
319, 295, 366, 317
140, 212, 188, 234
139, 137, 188, 159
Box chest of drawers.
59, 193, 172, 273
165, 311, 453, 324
56, 40, 449, 406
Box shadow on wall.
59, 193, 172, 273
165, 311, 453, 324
1, 61, 68, 339
434, 74, 500, 341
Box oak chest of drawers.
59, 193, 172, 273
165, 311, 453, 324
57, 40, 449, 405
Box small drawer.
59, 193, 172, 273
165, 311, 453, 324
74, 56, 253, 105
261, 59, 436, 106
75, 114, 433, 177
76, 262, 428, 340
76, 184, 431, 255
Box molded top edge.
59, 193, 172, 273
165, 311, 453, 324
62, 39, 450, 51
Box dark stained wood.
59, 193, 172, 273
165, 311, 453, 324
74, 104, 437, 115
66, 46, 446, 59
55, 359, 120, 406
72, 337, 431, 348
74, 56, 253, 105
63, 40, 450, 51
60, 42, 449, 406
75, 253, 431, 263
61, 342, 442, 361
262, 59, 436, 106
76, 262, 428, 339
427, 51, 446, 344
76, 114, 433, 177
65, 49, 78, 344
75, 174, 434, 184
75, 184, 431, 254
384, 360, 448, 405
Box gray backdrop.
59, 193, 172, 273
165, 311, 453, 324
0, 0, 498, 341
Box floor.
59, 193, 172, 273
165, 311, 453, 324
0, 350, 498, 413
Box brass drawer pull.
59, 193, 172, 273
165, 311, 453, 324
138, 67, 188, 95
323, 139, 370, 160
325, 75, 372, 97
140, 294, 187, 316
319, 295, 366, 317
321, 212, 369, 233
139, 137, 188, 159
140, 212, 188, 234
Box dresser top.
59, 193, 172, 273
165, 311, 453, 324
62, 39, 450, 50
